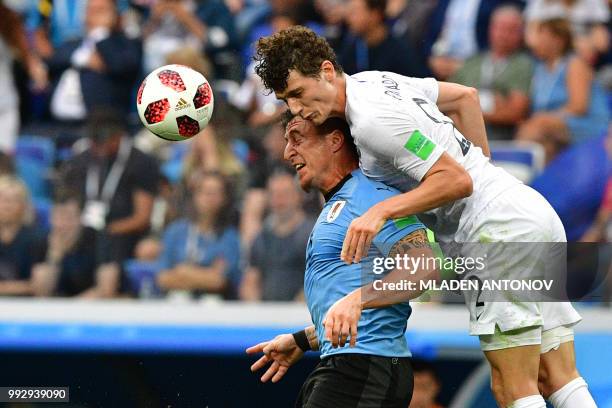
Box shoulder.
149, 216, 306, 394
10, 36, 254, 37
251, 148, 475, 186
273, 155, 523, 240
220, 227, 240, 243
566, 55, 592, 79
511, 52, 534, 68
130, 147, 158, 165
164, 218, 190, 237
346, 171, 399, 209
462, 53, 485, 69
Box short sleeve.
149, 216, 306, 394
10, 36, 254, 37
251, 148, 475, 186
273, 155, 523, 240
133, 151, 160, 196
403, 77, 439, 103
373, 215, 426, 257
359, 113, 445, 182
158, 220, 185, 270
219, 228, 242, 288
249, 232, 265, 270
507, 55, 534, 94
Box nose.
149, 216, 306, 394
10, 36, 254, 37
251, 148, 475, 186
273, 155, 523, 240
283, 140, 295, 162
286, 98, 302, 116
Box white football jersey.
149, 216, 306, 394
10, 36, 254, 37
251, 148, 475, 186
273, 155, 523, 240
344, 71, 521, 242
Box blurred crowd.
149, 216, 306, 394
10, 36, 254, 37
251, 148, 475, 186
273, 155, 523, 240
0, 0, 611, 302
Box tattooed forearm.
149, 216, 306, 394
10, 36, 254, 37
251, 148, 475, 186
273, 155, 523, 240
388, 229, 429, 257
305, 325, 319, 351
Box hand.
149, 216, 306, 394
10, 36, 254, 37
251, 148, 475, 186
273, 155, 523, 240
323, 289, 362, 348
27, 57, 48, 91
341, 205, 386, 264
150, 0, 171, 19
246, 334, 304, 383
88, 51, 106, 72
168, 1, 191, 22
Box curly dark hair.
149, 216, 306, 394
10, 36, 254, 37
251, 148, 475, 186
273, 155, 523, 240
254, 26, 343, 93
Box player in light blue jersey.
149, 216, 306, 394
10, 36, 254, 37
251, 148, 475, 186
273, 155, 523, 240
247, 114, 437, 408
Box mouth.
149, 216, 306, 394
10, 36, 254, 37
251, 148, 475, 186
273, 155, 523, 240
294, 163, 306, 172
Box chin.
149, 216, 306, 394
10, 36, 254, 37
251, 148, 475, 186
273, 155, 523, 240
298, 177, 313, 192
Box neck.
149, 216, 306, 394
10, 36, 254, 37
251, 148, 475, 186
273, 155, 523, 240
0, 222, 21, 242
319, 161, 358, 197
490, 49, 510, 60
331, 74, 347, 119
364, 23, 387, 46
270, 210, 305, 235
545, 54, 563, 70
196, 215, 215, 233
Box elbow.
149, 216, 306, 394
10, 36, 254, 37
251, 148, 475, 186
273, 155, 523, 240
452, 169, 473, 200
463, 86, 480, 106
566, 104, 588, 116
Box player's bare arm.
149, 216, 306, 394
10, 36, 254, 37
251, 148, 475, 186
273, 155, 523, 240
341, 153, 472, 264
436, 82, 490, 157
329, 229, 438, 348
246, 325, 318, 383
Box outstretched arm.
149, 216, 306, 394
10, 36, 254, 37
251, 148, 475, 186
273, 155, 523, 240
246, 325, 318, 383
436, 82, 490, 157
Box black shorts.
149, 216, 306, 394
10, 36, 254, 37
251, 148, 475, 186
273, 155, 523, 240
295, 354, 413, 408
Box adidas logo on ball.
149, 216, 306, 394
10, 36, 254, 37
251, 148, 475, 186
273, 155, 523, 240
175, 98, 191, 111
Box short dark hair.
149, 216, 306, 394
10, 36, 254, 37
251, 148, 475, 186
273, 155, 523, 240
364, 0, 387, 15
86, 107, 128, 143
282, 111, 358, 159
254, 26, 343, 93
539, 18, 573, 55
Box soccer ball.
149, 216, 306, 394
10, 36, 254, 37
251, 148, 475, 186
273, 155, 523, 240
136, 64, 214, 141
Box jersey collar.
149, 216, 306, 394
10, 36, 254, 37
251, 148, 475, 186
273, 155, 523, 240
323, 173, 353, 203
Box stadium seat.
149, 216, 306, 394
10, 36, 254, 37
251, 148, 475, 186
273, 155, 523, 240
33, 197, 52, 232
15, 136, 56, 200
531, 134, 610, 241
489, 141, 545, 184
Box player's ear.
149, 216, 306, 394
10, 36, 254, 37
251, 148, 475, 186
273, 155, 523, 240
328, 130, 344, 153
320, 60, 335, 82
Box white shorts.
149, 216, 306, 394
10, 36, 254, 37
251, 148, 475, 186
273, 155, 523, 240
459, 184, 581, 346
480, 323, 576, 353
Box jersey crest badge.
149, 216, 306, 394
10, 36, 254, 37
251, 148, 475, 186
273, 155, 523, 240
326, 200, 346, 222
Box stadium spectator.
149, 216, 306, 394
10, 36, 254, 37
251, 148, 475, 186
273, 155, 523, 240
0, 176, 44, 296
314, 0, 349, 51
32, 0, 133, 57
229, 10, 296, 128
239, 172, 313, 301
143, 0, 238, 78
426, 0, 523, 80
409, 360, 443, 408
580, 177, 612, 242
59, 108, 159, 283
338, 0, 427, 77
451, 5, 533, 141
240, 121, 294, 247
30, 188, 99, 297
581, 131, 612, 243
156, 171, 241, 299
165, 99, 246, 227
46, 0, 141, 128
0, 2, 48, 153
387, 0, 438, 76
517, 18, 610, 161
524, 0, 610, 66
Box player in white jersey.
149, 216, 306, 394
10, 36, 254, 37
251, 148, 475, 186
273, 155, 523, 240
254, 26, 596, 408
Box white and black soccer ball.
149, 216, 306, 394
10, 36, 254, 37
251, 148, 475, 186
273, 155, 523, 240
136, 64, 214, 141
